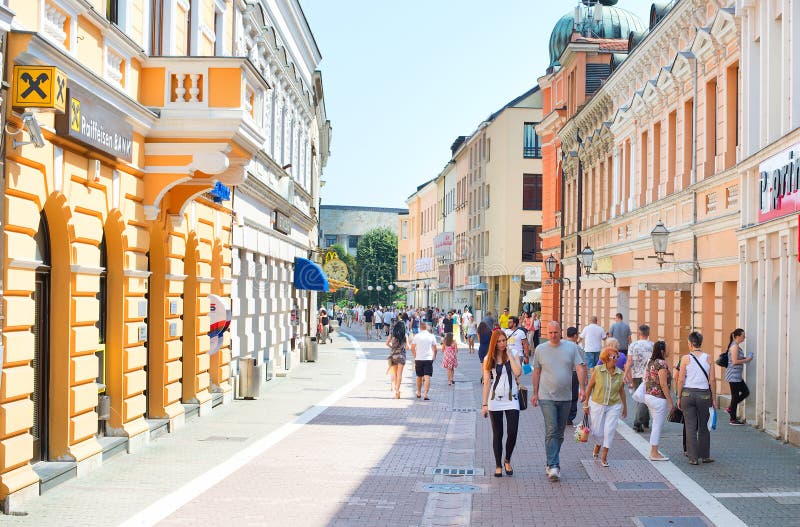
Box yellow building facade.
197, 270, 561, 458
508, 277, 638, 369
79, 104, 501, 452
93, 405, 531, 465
1, 0, 273, 508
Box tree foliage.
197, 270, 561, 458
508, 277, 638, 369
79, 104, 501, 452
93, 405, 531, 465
354, 227, 399, 306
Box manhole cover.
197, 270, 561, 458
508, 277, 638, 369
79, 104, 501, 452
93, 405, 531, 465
422, 483, 481, 494
199, 436, 248, 442
615, 482, 670, 491
426, 467, 484, 476
636, 517, 710, 527
450, 408, 477, 413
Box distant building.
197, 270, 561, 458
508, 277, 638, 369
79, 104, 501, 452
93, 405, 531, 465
319, 205, 408, 256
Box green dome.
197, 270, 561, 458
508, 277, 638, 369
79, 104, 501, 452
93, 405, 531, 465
548, 3, 646, 66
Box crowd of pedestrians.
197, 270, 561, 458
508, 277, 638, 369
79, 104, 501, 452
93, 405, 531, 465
323, 301, 753, 482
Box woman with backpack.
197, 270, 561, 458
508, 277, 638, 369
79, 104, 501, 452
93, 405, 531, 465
481, 330, 522, 477
724, 328, 751, 425
386, 321, 409, 399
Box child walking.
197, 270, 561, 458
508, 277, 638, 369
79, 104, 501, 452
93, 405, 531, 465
442, 332, 459, 386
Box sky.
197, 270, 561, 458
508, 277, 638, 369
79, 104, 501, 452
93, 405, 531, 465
300, 1, 653, 209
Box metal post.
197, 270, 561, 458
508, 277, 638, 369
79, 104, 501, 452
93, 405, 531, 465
575, 137, 584, 331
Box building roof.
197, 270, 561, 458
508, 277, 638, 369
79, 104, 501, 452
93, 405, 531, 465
485, 85, 541, 123
549, 4, 645, 66
320, 205, 408, 214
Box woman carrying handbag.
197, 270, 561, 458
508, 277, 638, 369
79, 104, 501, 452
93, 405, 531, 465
481, 330, 522, 477
676, 331, 716, 465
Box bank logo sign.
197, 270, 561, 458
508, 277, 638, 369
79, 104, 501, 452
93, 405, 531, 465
759, 143, 800, 223
12, 65, 67, 112
55, 83, 133, 162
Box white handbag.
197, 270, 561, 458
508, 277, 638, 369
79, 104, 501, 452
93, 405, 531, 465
632, 381, 646, 404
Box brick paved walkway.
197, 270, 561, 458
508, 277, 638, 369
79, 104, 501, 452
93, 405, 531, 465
4, 325, 794, 526
157, 327, 719, 527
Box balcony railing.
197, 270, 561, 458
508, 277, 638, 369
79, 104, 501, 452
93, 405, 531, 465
523, 146, 542, 158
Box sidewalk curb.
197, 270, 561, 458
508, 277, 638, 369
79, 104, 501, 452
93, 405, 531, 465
616, 420, 747, 527
117, 334, 366, 527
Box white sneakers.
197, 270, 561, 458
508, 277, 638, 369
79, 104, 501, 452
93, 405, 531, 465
546, 466, 560, 481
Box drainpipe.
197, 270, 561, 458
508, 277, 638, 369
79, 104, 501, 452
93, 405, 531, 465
679, 49, 699, 331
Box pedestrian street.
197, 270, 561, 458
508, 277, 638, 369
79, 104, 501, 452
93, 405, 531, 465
4, 324, 793, 526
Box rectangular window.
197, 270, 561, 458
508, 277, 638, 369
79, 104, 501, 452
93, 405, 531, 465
106, 0, 119, 24
683, 98, 694, 189
325, 235, 336, 247
521, 225, 542, 262
401, 220, 407, 240
348, 235, 359, 249
523, 123, 542, 158
523, 174, 542, 210
705, 78, 717, 176
401, 256, 407, 275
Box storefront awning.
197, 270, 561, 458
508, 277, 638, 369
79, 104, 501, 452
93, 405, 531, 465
522, 288, 542, 303
457, 282, 488, 291
293, 257, 329, 292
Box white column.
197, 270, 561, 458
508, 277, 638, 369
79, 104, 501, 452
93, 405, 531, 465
611, 145, 620, 218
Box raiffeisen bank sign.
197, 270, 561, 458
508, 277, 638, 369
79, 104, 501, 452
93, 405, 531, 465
759, 143, 800, 223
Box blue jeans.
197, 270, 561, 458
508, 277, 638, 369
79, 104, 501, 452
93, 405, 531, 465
585, 351, 600, 370
539, 399, 571, 468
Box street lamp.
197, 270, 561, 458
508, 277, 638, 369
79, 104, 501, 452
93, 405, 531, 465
544, 254, 571, 286
579, 245, 616, 286
367, 285, 374, 305
650, 219, 673, 267
376, 285, 383, 305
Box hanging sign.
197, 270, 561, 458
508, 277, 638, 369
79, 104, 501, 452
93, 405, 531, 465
12, 65, 67, 112
55, 83, 133, 162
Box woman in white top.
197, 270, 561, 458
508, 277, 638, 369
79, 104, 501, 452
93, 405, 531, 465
481, 330, 522, 477
676, 331, 716, 465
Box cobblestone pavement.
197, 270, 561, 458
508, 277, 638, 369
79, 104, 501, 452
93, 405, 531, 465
4, 325, 796, 526
154, 326, 721, 527
621, 386, 800, 527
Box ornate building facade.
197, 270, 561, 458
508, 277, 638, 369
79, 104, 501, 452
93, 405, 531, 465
1, 0, 328, 510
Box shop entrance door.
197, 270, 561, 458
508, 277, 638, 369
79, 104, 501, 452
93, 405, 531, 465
32, 216, 51, 462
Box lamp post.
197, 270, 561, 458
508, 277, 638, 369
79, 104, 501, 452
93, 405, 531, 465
376, 285, 383, 306
579, 245, 616, 286
387, 284, 395, 306
367, 285, 374, 305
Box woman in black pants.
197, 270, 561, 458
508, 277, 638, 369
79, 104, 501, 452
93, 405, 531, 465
481, 330, 522, 477
724, 329, 751, 425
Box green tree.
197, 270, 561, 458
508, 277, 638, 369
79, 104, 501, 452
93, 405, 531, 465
354, 227, 399, 306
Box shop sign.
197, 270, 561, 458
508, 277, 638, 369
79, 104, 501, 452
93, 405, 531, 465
638, 282, 692, 292
12, 65, 67, 112
594, 257, 613, 274
438, 265, 453, 290
55, 83, 133, 162
523, 266, 542, 282
415, 257, 434, 272
434, 232, 454, 259
759, 144, 800, 223
274, 210, 291, 234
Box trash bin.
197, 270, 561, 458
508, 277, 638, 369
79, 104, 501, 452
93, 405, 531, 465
238, 357, 264, 399
305, 336, 318, 362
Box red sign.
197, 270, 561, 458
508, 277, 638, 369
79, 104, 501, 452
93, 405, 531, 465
758, 144, 800, 223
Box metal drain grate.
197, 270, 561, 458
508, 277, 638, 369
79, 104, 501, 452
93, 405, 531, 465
615, 482, 670, 491
450, 408, 477, 413
199, 436, 248, 442
426, 467, 484, 476
636, 517, 710, 527
421, 483, 481, 494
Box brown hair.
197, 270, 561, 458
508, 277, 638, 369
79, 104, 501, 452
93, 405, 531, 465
443, 332, 454, 347
483, 330, 509, 372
